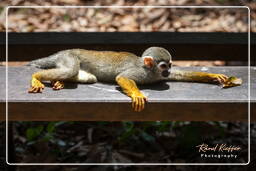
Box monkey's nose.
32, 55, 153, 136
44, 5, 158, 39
162, 70, 170, 77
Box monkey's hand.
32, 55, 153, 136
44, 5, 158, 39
210, 73, 228, 84
131, 91, 148, 112
210, 73, 242, 88
28, 78, 45, 93
116, 76, 147, 112
222, 76, 242, 88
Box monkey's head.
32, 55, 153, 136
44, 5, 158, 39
142, 47, 172, 78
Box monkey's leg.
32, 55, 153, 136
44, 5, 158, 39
169, 70, 242, 88
50, 70, 97, 90
29, 68, 77, 93
29, 55, 80, 93
116, 76, 147, 112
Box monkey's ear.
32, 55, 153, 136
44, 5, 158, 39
143, 56, 154, 68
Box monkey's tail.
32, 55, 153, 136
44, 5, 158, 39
26, 55, 57, 69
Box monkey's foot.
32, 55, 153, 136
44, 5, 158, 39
211, 74, 229, 84
222, 76, 242, 88
52, 81, 64, 90
211, 74, 242, 88
131, 93, 148, 112
28, 79, 45, 93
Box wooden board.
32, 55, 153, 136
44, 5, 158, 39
0, 66, 254, 121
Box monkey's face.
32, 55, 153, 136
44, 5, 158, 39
142, 47, 172, 78
143, 56, 172, 78
157, 60, 172, 77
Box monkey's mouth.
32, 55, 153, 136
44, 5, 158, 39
161, 70, 170, 77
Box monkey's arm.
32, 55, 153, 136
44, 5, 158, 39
168, 69, 242, 88
116, 76, 147, 112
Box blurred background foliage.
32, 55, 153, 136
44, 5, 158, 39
0, 0, 254, 32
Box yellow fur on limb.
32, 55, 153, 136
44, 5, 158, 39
116, 76, 147, 112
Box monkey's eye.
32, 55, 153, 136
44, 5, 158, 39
160, 63, 168, 69
168, 63, 172, 68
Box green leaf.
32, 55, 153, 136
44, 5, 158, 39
139, 131, 155, 143
122, 121, 134, 131
43, 133, 54, 142
118, 126, 135, 143
47, 122, 56, 133
36, 125, 44, 134
26, 128, 37, 141
157, 121, 171, 132
26, 125, 43, 141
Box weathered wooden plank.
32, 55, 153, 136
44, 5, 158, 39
0, 66, 251, 102
5, 102, 249, 121
0, 66, 254, 121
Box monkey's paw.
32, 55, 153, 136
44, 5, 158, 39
222, 76, 242, 88
28, 79, 45, 93
211, 74, 242, 88
52, 81, 64, 90
131, 93, 148, 112
211, 74, 229, 84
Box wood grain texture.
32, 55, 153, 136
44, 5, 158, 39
3, 102, 249, 121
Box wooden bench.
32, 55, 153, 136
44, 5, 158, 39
0, 31, 255, 121
0, 66, 254, 121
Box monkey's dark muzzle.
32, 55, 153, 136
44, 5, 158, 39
162, 70, 170, 77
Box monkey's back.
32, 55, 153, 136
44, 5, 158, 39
72, 49, 141, 82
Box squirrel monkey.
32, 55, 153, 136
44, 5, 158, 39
27, 47, 242, 112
